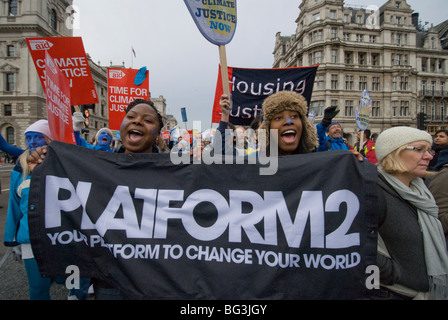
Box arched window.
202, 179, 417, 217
6, 127, 15, 145
8, 0, 18, 16
50, 9, 57, 30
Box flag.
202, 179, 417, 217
132, 46, 136, 58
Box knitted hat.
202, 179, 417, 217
259, 91, 318, 151
94, 128, 114, 146
327, 122, 342, 132
24, 119, 53, 140
375, 126, 433, 163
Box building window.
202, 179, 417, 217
9, 0, 18, 16
356, 34, 363, 42
400, 77, 409, 91
372, 77, 380, 91
400, 101, 409, 116
372, 53, 379, 66
312, 12, 320, 22
331, 28, 337, 39
6, 127, 15, 144
315, 75, 324, 90
392, 101, 398, 117
312, 101, 324, 116
4, 104, 12, 116
345, 100, 354, 116
372, 101, 381, 117
392, 76, 397, 91
359, 53, 366, 65
369, 35, 377, 43
331, 49, 338, 63
331, 74, 338, 90
345, 75, 354, 90
343, 33, 350, 41
330, 10, 337, 20
344, 14, 349, 23
6, 73, 15, 91
345, 51, 353, 64
7, 45, 15, 57
50, 9, 57, 30
359, 76, 368, 91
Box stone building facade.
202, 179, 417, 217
273, 0, 448, 144
0, 0, 176, 149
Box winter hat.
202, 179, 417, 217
94, 128, 114, 146
327, 122, 342, 132
259, 91, 318, 151
375, 126, 433, 163
24, 119, 53, 140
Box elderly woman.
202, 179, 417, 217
374, 126, 448, 300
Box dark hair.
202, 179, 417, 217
435, 129, 448, 137
126, 99, 164, 130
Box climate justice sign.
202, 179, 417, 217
184, 0, 237, 46
27, 37, 98, 106
107, 68, 150, 130
28, 142, 378, 300
44, 51, 75, 144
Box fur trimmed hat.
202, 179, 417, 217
375, 126, 433, 163
25, 119, 53, 140
259, 91, 318, 151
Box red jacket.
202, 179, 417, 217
354, 139, 378, 164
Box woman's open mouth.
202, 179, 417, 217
281, 129, 297, 144
127, 130, 144, 143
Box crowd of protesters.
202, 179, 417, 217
1, 93, 448, 300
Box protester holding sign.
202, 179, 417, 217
375, 126, 448, 300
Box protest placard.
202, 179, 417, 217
44, 51, 75, 144
107, 68, 150, 130
27, 37, 98, 106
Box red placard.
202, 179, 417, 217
44, 51, 76, 145
107, 68, 150, 130
27, 37, 98, 106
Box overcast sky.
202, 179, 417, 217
73, 0, 446, 131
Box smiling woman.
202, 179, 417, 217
117, 99, 166, 154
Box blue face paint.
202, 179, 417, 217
97, 130, 112, 147
286, 117, 292, 124
25, 132, 47, 151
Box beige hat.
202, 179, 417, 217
375, 126, 433, 163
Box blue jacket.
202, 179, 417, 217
74, 131, 113, 152
4, 164, 31, 246
316, 123, 349, 152
0, 133, 24, 158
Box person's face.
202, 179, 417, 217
97, 130, 112, 147
120, 103, 160, 154
25, 132, 48, 151
269, 110, 303, 156
434, 132, 448, 146
328, 124, 343, 139
400, 141, 433, 179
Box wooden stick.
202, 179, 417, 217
74, 106, 80, 112
219, 45, 230, 96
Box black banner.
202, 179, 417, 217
212, 65, 318, 126
28, 142, 378, 300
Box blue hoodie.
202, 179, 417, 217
4, 164, 31, 246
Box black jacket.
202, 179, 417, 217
376, 173, 429, 292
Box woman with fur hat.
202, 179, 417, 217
374, 126, 448, 300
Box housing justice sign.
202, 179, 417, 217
28, 142, 378, 299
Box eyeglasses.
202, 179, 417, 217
405, 146, 432, 154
